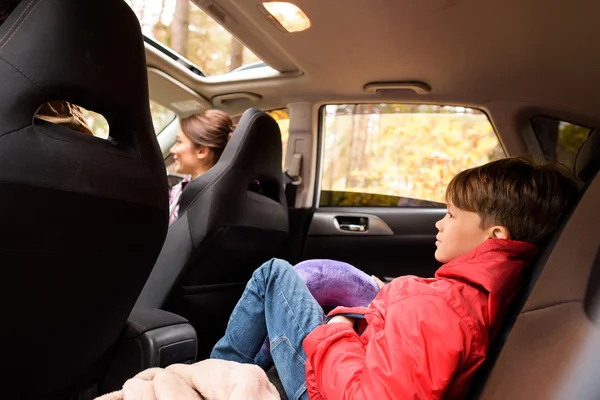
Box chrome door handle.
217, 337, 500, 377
338, 223, 367, 232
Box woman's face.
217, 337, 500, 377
170, 131, 205, 176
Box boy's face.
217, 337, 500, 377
434, 203, 492, 263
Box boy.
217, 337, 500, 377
211, 156, 577, 400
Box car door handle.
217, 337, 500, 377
336, 216, 368, 232
339, 223, 367, 232
324, 214, 393, 235
309, 213, 394, 236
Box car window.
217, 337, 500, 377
83, 100, 176, 139
319, 104, 504, 207
125, 0, 262, 76
150, 101, 177, 134
83, 110, 109, 139
532, 116, 591, 173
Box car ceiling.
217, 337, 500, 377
145, 0, 600, 125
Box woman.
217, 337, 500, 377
169, 109, 234, 225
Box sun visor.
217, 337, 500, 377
147, 68, 211, 117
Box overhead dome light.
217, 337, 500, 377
261, 2, 311, 33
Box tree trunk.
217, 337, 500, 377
159, 0, 166, 21
152, 0, 169, 45
172, 0, 190, 57
357, 104, 374, 172
346, 105, 361, 188
229, 38, 244, 71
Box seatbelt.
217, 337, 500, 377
284, 153, 303, 207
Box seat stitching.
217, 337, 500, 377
0, 0, 36, 44
0, 0, 43, 52
0, 56, 41, 90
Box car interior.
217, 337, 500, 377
1, 0, 599, 399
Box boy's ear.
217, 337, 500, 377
489, 225, 510, 240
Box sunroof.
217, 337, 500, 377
126, 0, 263, 76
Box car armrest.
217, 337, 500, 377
100, 307, 198, 393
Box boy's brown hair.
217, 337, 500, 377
446, 156, 578, 244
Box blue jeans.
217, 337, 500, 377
211, 258, 325, 400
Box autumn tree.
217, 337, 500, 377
321, 105, 504, 204
229, 38, 243, 71
172, 0, 189, 57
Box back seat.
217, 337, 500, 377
270, 132, 600, 400
467, 129, 600, 399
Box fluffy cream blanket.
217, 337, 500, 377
95, 359, 280, 400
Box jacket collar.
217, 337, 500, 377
435, 238, 538, 296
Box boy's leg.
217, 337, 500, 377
211, 258, 324, 400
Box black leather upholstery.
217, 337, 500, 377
123, 308, 190, 339
0, 0, 168, 398
137, 108, 289, 357
101, 308, 197, 394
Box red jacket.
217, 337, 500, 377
303, 239, 538, 400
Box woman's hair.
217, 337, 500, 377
180, 109, 234, 163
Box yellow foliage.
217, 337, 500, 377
321, 107, 503, 204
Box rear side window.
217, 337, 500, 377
532, 116, 591, 172
319, 104, 504, 207
150, 101, 177, 134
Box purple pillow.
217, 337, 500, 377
259, 259, 380, 363
294, 259, 380, 308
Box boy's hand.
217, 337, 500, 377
371, 275, 386, 289
327, 315, 355, 327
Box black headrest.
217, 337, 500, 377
0, 0, 159, 160
575, 129, 600, 182
180, 108, 286, 246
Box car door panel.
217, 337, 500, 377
302, 207, 444, 279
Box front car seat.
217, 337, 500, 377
0, 0, 169, 397
137, 108, 289, 358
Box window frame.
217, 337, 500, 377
128, 1, 264, 77
315, 103, 503, 209
531, 114, 592, 173
150, 100, 177, 136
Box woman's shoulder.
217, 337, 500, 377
169, 176, 191, 198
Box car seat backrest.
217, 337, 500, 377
0, 0, 168, 398
136, 108, 288, 356
179, 108, 288, 249
468, 129, 600, 399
